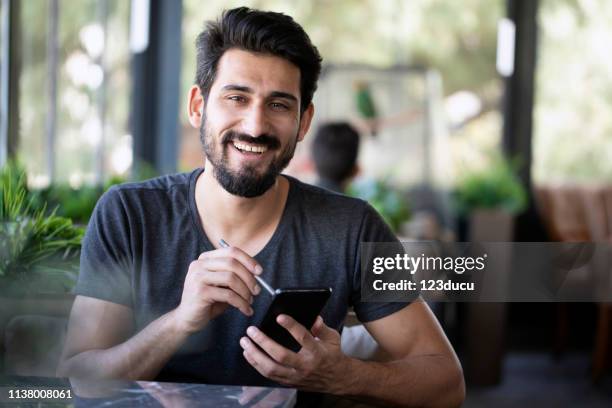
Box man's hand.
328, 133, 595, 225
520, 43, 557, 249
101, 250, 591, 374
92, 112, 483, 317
240, 315, 351, 394
175, 246, 262, 334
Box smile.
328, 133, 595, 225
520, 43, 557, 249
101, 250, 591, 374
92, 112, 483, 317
232, 141, 269, 154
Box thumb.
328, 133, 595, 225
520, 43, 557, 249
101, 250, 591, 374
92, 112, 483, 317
311, 316, 336, 341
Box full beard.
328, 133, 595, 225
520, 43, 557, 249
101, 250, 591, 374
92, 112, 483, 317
200, 123, 297, 198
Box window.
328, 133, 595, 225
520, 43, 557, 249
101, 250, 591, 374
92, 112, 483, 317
534, 0, 612, 183
16, 0, 131, 188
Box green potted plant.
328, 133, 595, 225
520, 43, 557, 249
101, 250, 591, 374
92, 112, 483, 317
27, 163, 155, 225
454, 151, 527, 241
348, 178, 410, 233
1, 162, 83, 295
30, 184, 103, 225
0, 162, 84, 375
453, 151, 527, 386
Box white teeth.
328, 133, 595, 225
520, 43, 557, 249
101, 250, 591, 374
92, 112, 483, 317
232, 141, 268, 153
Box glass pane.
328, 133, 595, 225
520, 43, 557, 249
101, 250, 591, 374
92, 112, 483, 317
18, 0, 50, 187
102, 0, 132, 180
56, 0, 98, 185
534, 0, 612, 183
56, 0, 131, 186
17, 0, 131, 187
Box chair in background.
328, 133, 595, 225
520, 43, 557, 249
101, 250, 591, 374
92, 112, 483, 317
535, 184, 612, 382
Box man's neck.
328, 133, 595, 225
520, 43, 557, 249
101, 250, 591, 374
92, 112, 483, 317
194, 164, 289, 256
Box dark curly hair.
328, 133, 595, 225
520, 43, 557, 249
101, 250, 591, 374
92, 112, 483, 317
195, 7, 322, 115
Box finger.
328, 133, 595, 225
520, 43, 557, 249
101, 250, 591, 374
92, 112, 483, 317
245, 326, 300, 366
197, 256, 261, 295
310, 316, 337, 341
200, 271, 253, 304
201, 246, 263, 275
205, 286, 253, 316
275, 314, 318, 350
240, 337, 296, 381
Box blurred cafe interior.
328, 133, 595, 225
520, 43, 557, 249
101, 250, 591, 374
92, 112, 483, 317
1, 0, 612, 406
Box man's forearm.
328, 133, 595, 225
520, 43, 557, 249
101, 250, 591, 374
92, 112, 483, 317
339, 354, 465, 407
59, 309, 190, 381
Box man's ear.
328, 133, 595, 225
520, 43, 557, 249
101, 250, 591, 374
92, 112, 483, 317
297, 103, 315, 142
188, 85, 205, 128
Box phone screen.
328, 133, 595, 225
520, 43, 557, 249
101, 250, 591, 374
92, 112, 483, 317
257, 287, 332, 352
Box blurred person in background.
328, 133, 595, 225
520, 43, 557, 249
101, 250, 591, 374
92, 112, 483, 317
311, 122, 378, 359
311, 122, 360, 194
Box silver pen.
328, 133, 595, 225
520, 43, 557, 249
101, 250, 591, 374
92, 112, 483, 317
218, 239, 275, 295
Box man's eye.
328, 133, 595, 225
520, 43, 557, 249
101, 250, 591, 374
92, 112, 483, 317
228, 95, 246, 103
270, 102, 289, 111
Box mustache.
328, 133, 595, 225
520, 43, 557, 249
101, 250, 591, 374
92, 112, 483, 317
221, 131, 281, 150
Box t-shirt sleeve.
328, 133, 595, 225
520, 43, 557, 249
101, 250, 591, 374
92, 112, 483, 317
351, 203, 412, 323
74, 186, 133, 307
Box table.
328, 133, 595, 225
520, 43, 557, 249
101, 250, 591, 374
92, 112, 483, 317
0, 375, 296, 407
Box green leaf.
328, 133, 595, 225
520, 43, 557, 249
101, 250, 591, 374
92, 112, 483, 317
454, 150, 527, 216
1, 161, 84, 295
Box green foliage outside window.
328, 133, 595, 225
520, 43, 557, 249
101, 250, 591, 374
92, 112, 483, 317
30, 175, 124, 225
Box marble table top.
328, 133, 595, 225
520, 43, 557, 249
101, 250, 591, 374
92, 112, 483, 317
0, 375, 297, 407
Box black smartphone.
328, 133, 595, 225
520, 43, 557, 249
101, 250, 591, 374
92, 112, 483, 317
257, 287, 332, 352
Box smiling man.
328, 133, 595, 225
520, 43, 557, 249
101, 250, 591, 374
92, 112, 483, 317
58, 7, 464, 407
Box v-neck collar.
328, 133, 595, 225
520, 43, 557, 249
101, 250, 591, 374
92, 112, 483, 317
188, 168, 297, 260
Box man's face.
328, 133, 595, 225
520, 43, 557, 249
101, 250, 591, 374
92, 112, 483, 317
199, 49, 311, 197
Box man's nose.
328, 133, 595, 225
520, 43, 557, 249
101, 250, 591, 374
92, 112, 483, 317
240, 104, 270, 137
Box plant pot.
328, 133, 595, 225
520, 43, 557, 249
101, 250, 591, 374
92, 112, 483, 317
0, 293, 74, 375
463, 209, 514, 386
468, 209, 514, 242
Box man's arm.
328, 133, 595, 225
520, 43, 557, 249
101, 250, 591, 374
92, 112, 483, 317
348, 300, 465, 407
241, 300, 464, 407
58, 246, 262, 380
57, 296, 191, 380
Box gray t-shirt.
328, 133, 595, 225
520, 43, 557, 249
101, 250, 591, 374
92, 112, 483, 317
76, 168, 407, 385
